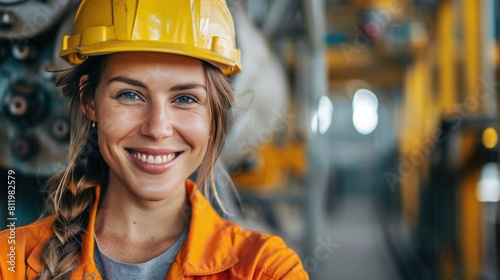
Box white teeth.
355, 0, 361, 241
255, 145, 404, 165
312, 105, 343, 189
147, 155, 154, 164
154, 156, 162, 164
130, 151, 177, 165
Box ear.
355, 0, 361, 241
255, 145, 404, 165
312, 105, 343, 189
78, 75, 96, 121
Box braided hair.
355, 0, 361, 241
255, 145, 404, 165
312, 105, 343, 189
36, 56, 108, 280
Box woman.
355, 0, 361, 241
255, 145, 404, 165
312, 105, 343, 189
0, 0, 308, 279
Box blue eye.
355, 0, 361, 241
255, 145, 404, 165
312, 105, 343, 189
175, 94, 198, 104
116, 90, 141, 101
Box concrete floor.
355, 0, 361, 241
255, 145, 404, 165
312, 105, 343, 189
314, 194, 400, 280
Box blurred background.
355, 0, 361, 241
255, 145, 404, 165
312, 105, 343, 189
0, 0, 499, 279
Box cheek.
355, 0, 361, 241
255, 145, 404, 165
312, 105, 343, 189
99, 114, 136, 137
94, 101, 142, 145
177, 111, 211, 149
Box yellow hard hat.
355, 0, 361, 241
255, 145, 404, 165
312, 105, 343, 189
60, 0, 241, 76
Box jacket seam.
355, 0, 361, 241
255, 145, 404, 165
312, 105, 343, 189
180, 258, 239, 276
261, 269, 278, 280
259, 265, 308, 280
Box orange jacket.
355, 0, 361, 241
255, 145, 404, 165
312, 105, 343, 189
0, 180, 309, 279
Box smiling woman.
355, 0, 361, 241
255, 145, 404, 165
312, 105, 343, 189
90, 53, 212, 203
0, 0, 308, 280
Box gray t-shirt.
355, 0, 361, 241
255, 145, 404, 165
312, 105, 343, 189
94, 228, 188, 280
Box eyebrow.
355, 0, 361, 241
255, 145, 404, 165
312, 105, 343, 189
169, 83, 207, 92
108, 76, 148, 89
108, 76, 206, 92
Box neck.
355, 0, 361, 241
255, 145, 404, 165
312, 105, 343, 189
95, 181, 189, 245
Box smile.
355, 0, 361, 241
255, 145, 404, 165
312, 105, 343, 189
127, 149, 179, 165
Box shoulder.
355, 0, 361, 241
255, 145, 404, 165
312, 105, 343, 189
0, 215, 55, 239
0, 216, 55, 277
221, 221, 309, 279
0, 215, 55, 253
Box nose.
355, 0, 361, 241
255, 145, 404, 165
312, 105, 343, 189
140, 102, 173, 140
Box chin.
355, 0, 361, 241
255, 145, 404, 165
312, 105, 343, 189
131, 180, 184, 201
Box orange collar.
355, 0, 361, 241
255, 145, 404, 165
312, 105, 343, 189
27, 180, 238, 278
171, 180, 239, 276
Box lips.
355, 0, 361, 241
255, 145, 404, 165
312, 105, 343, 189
126, 149, 180, 165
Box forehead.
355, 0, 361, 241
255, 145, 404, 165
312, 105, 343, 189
102, 52, 205, 84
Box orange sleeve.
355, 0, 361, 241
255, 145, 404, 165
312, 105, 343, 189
0, 227, 29, 280
251, 235, 309, 280
0, 217, 55, 280
226, 225, 309, 279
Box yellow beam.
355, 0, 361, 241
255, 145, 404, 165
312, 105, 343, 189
463, 0, 482, 114
459, 1, 484, 277
400, 50, 431, 226
437, 0, 456, 115
459, 133, 483, 279
496, 43, 500, 66
350, 0, 406, 10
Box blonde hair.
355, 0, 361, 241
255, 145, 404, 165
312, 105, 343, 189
37, 56, 235, 279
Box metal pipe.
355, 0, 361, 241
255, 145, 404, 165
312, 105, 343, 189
300, 0, 328, 278
262, 0, 295, 36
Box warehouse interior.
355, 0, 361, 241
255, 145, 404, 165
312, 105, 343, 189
0, 0, 499, 279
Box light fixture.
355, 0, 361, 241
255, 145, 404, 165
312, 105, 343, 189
477, 162, 500, 203
352, 88, 378, 135
482, 127, 498, 149
311, 95, 334, 135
